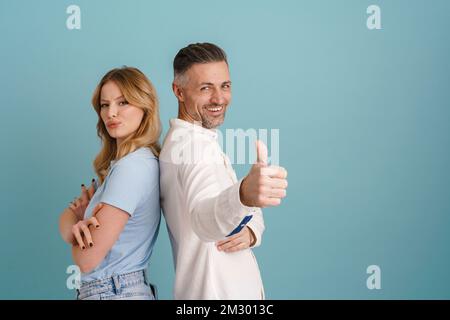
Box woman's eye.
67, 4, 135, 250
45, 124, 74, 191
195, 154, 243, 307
118, 100, 129, 106
100, 103, 109, 108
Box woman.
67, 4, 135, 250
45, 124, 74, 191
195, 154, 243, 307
58, 67, 161, 300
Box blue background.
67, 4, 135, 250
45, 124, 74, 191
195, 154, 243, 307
1, 0, 449, 299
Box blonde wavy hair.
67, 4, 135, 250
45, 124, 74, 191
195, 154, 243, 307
91, 67, 161, 184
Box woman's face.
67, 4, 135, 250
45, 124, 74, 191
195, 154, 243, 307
100, 81, 144, 146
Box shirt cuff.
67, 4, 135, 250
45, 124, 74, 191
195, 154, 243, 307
215, 179, 260, 237
227, 178, 259, 220
246, 219, 263, 248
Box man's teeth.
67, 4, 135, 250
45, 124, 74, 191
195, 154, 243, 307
207, 106, 223, 112
206, 107, 223, 112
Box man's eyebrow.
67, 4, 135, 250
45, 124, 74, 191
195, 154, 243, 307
198, 81, 231, 86
100, 95, 124, 102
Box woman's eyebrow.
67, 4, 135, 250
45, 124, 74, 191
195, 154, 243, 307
100, 95, 124, 102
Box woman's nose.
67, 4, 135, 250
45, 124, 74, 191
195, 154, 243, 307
107, 104, 118, 118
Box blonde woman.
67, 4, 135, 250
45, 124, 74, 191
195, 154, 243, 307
58, 67, 161, 300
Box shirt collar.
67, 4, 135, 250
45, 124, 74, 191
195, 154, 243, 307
169, 118, 218, 140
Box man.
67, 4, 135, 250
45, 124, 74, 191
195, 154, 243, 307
160, 43, 288, 299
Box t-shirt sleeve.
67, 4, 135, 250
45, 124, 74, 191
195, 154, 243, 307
100, 156, 159, 216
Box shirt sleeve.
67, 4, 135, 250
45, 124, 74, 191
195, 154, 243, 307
246, 206, 265, 248
178, 137, 259, 242
100, 155, 159, 217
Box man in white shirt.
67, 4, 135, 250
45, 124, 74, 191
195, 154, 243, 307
160, 43, 288, 299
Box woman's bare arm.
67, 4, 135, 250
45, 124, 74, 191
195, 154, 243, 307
59, 182, 97, 245
72, 203, 129, 273
59, 208, 80, 245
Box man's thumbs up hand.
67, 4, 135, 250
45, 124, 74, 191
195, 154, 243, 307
239, 140, 288, 208
256, 140, 268, 166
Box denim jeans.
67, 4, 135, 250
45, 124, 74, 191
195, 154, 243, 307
76, 269, 157, 300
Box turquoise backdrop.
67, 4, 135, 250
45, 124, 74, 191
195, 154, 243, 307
0, 0, 449, 299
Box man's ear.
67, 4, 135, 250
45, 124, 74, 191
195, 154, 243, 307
172, 82, 184, 103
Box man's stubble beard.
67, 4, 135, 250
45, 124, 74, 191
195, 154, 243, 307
200, 107, 227, 129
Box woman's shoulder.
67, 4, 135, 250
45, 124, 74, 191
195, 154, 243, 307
128, 147, 157, 161
113, 147, 159, 173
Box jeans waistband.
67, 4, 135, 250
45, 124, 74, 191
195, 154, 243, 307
77, 269, 149, 299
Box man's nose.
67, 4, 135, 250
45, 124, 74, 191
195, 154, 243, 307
210, 88, 225, 105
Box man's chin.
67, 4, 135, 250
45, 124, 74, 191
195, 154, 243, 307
204, 121, 222, 129
202, 115, 225, 129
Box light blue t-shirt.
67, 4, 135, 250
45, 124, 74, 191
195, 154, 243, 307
81, 147, 161, 283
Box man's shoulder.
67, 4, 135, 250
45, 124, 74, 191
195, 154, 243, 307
160, 126, 220, 164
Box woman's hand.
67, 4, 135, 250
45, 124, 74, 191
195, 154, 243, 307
71, 203, 103, 250
69, 180, 96, 220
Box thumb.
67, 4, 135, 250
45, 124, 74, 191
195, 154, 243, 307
256, 140, 268, 166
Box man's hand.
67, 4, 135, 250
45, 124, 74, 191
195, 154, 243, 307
240, 140, 288, 208
216, 226, 255, 253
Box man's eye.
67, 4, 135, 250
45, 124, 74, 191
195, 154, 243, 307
223, 84, 231, 89
200, 87, 210, 91
118, 100, 129, 106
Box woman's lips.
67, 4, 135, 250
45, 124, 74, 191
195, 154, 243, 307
107, 122, 121, 128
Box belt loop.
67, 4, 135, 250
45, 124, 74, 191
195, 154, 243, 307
112, 275, 122, 295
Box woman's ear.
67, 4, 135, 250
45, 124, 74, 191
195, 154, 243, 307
172, 82, 185, 103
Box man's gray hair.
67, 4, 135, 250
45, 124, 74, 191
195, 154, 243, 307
173, 42, 228, 86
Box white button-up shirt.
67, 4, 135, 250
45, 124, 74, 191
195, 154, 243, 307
160, 118, 265, 299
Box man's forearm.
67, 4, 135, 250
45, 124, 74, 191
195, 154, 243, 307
59, 208, 80, 245
190, 180, 257, 242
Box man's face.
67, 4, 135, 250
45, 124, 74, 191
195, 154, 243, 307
176, 61, 231, 129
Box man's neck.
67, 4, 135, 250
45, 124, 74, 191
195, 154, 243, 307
178, 104, 205, 128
